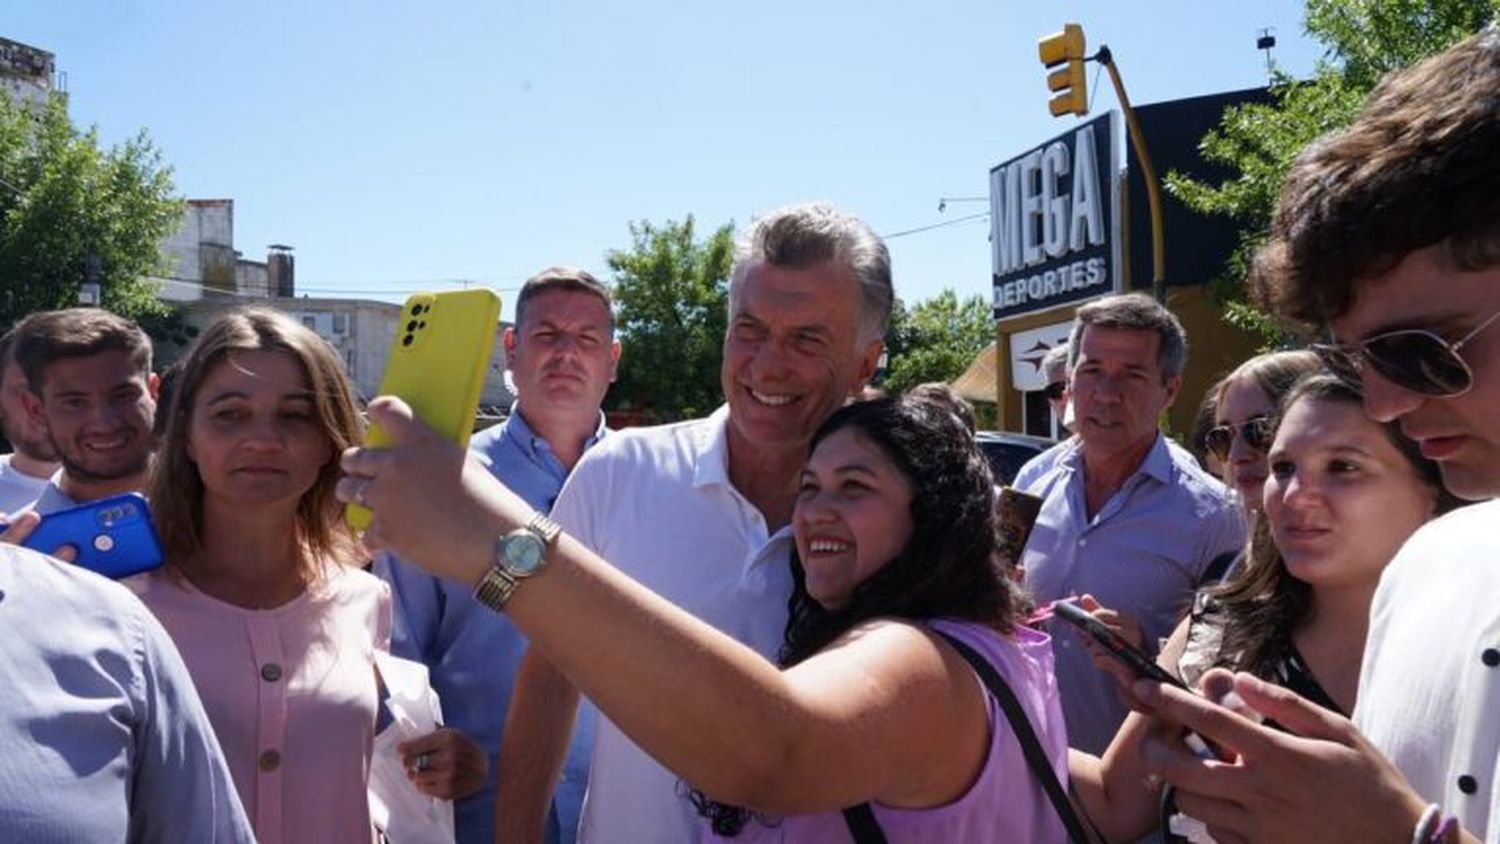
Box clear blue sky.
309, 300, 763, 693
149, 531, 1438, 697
8, 0, 1323, 319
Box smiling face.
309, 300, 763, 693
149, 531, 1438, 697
722, 261, 883, 460
186, 349, 332, 508
1216, 376, 1277, 514
1263, 397, 1438, 591
794, 427, 914, 610
24, 349, 156, 485
505, 288, 619, 423
1329, 244, 1500, 500
1070, 325, 1180, 460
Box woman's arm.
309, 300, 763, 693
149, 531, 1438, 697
1068, 613, 1194, 842
342, 398, 988, 814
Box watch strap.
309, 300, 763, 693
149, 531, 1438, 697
473, 511, 562, 614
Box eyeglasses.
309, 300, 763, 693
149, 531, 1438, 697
1204, 416, 1275, 462
1314, 308, 1500, 398
1043, 381, 1067, 401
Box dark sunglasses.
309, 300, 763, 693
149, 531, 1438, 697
1042, 381, 1067, 401
1204, 415, 1275, 461
1313, 309, 1500, 398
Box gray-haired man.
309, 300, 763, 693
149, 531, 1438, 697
496, 203, 890, 843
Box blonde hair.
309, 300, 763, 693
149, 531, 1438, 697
148, 307, 364, 580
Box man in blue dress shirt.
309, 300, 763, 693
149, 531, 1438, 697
1017, 292, 1244, 755
376, 267, 619, 844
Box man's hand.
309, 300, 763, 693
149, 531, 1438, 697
1075, 594, 1149, 711
400, 728, 488, 801
1136, 671, 1429, 844
337, 396, 534, 586
1, 511, 78, 562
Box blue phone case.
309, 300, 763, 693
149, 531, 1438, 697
19, 493, 165, 579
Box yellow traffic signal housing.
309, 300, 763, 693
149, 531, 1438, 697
1047, 60, 1088, 116
1038, 23, 1088, 117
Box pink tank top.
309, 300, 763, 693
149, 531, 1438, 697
702, 619, 1070, 843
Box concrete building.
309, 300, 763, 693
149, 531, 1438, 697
158, 199, 291, 302
0, 37, 60, 110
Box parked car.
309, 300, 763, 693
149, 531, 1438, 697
975, 430, 1056, 486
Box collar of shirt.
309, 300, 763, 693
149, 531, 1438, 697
502, 402, 608, 471
1059, 431, 1172, 484
690, 405, 735, 490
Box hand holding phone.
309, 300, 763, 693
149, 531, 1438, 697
1053, 600, 1225, 760
4, 493, 164, 579
1053, 599, 1185, 689
347, 289, 501, 529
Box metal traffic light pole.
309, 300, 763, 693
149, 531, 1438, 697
1094, 45, 1167, 305
1038, 25, 1167, 304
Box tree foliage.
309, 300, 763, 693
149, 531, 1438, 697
1166, 0, 1498, 340
881, 289, 992, 395
606, 216, 735, 422
0, 95, 182, 330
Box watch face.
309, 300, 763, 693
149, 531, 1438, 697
500, 532, 546, 575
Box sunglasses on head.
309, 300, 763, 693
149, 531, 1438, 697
1313, 308, 1500, 398
1204, 416, 1275, 462
1043, 381, 1067, 401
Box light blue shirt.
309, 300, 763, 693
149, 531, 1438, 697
1018, 434, 1245, 755
376, 406, 606, 844
0, 544, 253, 842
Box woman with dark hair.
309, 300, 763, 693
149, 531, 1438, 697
340, 389, 1072, 841
1070, 372, 1460, 841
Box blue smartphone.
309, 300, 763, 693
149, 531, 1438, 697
16, 493, 165, 579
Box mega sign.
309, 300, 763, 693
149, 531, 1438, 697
990, 112, 1120, 320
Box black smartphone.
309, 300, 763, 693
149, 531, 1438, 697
1051, 600, 1187, 690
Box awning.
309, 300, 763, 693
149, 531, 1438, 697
950, 342, 999, 403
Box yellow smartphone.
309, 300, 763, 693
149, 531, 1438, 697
347, 289, 501, 529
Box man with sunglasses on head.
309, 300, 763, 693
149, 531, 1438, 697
1134, 29, 1500, 843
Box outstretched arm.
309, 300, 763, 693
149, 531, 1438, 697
341, 397, 988, 815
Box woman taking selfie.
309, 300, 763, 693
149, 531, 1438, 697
342, 389, 1075, 841
129, 308, 406, 842
1070, 372, 1460, 841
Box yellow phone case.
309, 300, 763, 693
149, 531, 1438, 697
346, 289, 501, 529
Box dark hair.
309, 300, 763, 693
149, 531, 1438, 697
12, 308, 153, 393
1211, 373, 1462, 674
693, 389, 1025, 835
0, 326, 17, 367
1068, 292, 1188, 379
1250, 29, 1500, 333
513, 266, 614, 332
907, 382, 976, 433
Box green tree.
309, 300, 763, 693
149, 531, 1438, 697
882, 289, 992, 395
1166, 0, 1498, 340
0, 95, 182, 329
606, 216, 735, 422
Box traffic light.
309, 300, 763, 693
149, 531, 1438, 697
1038, 23, 1088, 117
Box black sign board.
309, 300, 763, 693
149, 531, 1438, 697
990, 112, 1120, 320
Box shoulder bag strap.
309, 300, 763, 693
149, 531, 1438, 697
840, 802, 889, 844
934, 630, 1094, 844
